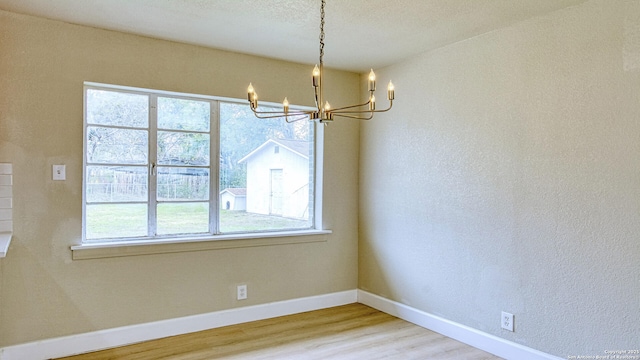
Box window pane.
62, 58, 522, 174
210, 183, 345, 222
86, 203, 148, 239
157, 202, 209, 235
219, 103, 313, 233
87, 126, 148, 164
157, 167, 209, 201
158, 97, 210, 132
86, 89, 148, 128
86, 166, 148, 203
157, 131, 210, 166
219, 210, 311, 233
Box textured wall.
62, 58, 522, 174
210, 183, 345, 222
0, 10, 359, 347
359, 0, 640, 357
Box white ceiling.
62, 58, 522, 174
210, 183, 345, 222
0, 0, 587, 72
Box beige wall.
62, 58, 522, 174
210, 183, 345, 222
360, 0, 640, 357
0, 10, 360, 347
4, 0, 638, 356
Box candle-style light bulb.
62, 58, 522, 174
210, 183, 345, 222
312, 65, 320, 87
283, 97, 289, 113
252, 93, 258, 108
368, 69, 376, 91
387, 80, 395, 100
247, 83, 254, 102
370, 95, 376, 110
323, 101, 332, 121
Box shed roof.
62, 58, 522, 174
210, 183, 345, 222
220, 188, 246, 196
238, 139, 310, 164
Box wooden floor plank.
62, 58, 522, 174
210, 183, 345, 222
56, 303, 503, 360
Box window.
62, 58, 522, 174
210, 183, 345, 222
83, 83, 318, 242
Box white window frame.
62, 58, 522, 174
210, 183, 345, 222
78, 82, 327, 256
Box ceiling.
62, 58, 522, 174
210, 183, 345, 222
0, 0, 587, 72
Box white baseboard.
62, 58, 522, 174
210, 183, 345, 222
0, 290, 563, 360
0, 290, 357, 360
357, 290, 563, 360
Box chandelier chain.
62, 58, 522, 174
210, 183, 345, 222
319, 0, 325, 66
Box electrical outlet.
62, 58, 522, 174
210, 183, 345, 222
237, 284, 247, 300
501, 311, 514, 331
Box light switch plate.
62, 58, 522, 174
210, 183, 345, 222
53, 165, 66, 181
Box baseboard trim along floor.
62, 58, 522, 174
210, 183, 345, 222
357, 290, 563, 360
1, 289, 562, 360
0, 290, 357, 360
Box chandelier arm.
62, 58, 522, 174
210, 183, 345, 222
252, 111, 311, 116
332, 112, 375, 120
251, 113, 294, 119
250, 111, 311, 119
370, 101, 394, 113
333, 101, 393, 114
251, 109, 312, 115
329, 101, 372, 112
285, 115, 310, 123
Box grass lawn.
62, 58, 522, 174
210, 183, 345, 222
86, 203, 310, 239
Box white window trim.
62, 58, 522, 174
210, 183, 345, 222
76, 82, 327, 259
71, 229, 332, 260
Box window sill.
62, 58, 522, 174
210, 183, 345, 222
0, 232, 12, 258
70, 229, 332, 260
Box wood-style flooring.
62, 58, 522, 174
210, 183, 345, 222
56, 303, 503, 360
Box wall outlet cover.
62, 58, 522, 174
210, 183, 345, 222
501, 311, 514, 331
237, 284, 247, 300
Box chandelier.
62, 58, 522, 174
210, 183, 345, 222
247, 0, 394, 123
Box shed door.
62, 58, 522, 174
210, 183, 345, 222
270, 169, 283, 216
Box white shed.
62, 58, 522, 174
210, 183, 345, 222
238, 139, 310, 219
219, 188, 246, 211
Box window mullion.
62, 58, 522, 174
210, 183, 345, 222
210, 100, 220, 234
148, 95, 158, 237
